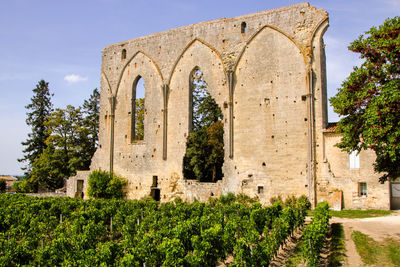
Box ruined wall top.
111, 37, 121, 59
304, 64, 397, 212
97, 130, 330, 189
101, 2, 328, 95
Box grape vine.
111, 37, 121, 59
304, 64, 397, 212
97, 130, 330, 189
0, 193, 312, 266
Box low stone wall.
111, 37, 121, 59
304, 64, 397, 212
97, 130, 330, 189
182, 179, 222, 202
26, 192, 67, 198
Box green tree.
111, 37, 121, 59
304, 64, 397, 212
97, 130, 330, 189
330, 16, 400, 182
81, 88, 100, 168
183, 69, 224, 182
135, 98, 145, 140
12, 179, 32, 193
28, 89, 100, 191
30, 145, 67, 190
191, 73, 223, 131
18, 80, 53, 188
87, 170, 127, 199
30, 106, 84, 190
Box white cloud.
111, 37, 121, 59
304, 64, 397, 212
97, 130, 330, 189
64, 74, 88, 84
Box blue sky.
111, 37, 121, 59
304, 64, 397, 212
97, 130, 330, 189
1, 0, 399, 175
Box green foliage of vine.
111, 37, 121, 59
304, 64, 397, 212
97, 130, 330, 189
302, 202, 331, 266
0, 194, 311, 266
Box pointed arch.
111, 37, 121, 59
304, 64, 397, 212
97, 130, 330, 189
167, 37, 229, 165
233, 25, 307, 73
115, 50, 163, 97
188, 66, 200, 133
168, 38, 228, 86
233, 22, 309, 185
131, 75, 145, 142
101, 71, 113, 97
310, 17, 329, 57
113, 49, 164, 147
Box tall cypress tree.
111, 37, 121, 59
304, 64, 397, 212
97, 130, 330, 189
81, 88, 100, 169
18, 80, 53, 182
183, 70, 224, 182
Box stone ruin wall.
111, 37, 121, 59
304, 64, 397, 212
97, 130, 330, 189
85, 2, 328, 205
66, 2, 390, 209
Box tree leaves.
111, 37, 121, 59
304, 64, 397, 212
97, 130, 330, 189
330, 16, 400, 182
18, 80, 53, 184
87, 170, 127, 199
25, 89, 100, 191
183, 70, 224, 182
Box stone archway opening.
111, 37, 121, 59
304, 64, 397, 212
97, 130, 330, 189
131, 76, 145, 142
183, 67, 224, 182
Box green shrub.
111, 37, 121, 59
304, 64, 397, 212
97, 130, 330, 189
12, 179, 32, 193
87, 170, 127, 199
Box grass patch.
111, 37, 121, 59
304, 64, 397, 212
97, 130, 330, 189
331, 209, 392, 218
387, 240, 400, 266
308, 209, 393, 219
328, 223, 346, 266
351, 231, 380, 265
352, 230, 400, 266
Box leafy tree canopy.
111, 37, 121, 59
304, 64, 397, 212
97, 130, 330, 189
87, 170, 127, 199
82, 88, 100, 162
135, 98, 145, 140
330, 16, 400, 182
30, 106, 85, 190
183, 69, 224, 182
22, 86, 100, 191
191, 70, 223, 131
18, 80, 53, 183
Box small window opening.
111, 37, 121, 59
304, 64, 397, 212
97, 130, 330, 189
131, 76, 145, 141
258, 186, 264, 194
359, 182, 367, 197
349, 150, 360, 169
241, 22, 247, 34
121, 49, 127, 60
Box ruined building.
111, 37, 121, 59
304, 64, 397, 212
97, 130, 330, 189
67, 2, 399, 210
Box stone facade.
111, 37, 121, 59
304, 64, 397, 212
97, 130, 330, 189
318, 128, 390, 210
66, 2, 392, 209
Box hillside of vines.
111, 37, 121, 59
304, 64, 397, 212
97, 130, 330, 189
0, 194, 330, 266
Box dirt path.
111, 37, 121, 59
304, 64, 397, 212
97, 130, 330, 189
270, 228, 304, 267
330, 211, 400, 266
341, 222, 363, 267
